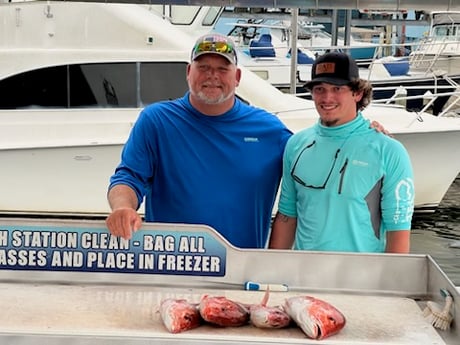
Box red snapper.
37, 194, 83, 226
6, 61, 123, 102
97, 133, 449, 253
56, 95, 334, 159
284, 295, 346, 339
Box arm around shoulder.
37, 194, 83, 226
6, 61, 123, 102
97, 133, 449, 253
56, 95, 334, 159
268, 212, 297, 249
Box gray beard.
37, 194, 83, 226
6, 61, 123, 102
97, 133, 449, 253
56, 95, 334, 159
191, 88, 233, 105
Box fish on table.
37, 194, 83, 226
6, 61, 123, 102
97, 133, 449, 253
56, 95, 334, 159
284, 295, 346, 339
199, 294, 250, 327
159, 298, 202, 333
249, 289, 291, 329
159, 292, 346, 339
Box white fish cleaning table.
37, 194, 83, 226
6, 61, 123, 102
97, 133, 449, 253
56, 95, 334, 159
0, 217, 458, 345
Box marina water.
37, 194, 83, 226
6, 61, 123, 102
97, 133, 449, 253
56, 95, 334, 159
411, 174, 460, 285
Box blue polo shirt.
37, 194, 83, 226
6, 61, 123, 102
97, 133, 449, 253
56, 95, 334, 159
109, 93, 292, 248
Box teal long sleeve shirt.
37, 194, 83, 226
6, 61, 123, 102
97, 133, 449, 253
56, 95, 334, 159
278, 113, 414, 253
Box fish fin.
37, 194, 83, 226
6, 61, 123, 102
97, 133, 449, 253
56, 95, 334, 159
260, 286, 270, 306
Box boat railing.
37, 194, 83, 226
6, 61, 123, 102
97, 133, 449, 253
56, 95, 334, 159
296, 83, 460, 118
289, 38, 460, 76
410, 36, 460, 71
236, 32, 402, 60
352, 40, 460, 82
244, 34, 460, 117
237, 32, 460, 76
372, 88, 460, 117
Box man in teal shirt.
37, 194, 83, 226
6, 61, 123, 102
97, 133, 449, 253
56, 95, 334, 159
269, 52, 414, 253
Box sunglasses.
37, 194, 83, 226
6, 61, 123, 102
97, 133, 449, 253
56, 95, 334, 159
290, 140, 341, 189
193, 40, 235, 55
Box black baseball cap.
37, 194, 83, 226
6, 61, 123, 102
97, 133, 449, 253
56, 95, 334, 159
305, 52, 359, 89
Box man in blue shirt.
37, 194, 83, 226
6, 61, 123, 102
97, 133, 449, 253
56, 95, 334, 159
106, 34, 292, 248
269, 52, 414, 253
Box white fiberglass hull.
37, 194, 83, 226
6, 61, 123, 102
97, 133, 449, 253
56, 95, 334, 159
1, 144, 120, 216
0, 107, 137, 216
1, 106, 459, 216
387, 130, 460, 210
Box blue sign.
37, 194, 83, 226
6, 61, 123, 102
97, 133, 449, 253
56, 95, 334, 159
0, 225, 226, 276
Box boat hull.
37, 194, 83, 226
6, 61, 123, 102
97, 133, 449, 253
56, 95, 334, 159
391, 131, 460, 210
1, 109, 459, 217
0, 144, 120, 216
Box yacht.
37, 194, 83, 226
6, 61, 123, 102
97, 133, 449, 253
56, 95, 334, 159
213, 12, 460, 115
0, 1, 459, 217
372, 10, 460, 114
410, 11, 460, 75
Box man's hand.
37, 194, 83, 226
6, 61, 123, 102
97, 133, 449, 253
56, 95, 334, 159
106, 185, 141, 239
370, 120, 392, 137
105, 207, 142, 240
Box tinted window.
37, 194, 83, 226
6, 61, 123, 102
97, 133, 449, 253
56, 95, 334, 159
0, 62, 189, 109
70, 63, 137, 107
140, 62, 188, 105
0, 66, 68, 109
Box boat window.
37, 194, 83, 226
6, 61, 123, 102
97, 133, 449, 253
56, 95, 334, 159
433, 26, 448, 38
454, 26, 460, 39
202, 7, 223, 26
167, 5, 221, 26
140, 62, 188, 105
0, 66, 68, 109
169, 5, 201, 25
0, 62, 189, 109
71, 63, 137, 107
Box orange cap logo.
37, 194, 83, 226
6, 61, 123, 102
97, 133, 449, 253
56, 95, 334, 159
316, 62, 336, 74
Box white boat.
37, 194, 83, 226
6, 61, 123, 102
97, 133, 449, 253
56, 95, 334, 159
219, 20, 315, 87
221, 17, 381, 61
214, 13, 460, 115
215, 18, 379, 89
370, 10, 460, 114
410, 11, 460, 75
0, 1, 459, 217
292, 19, 381, 60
